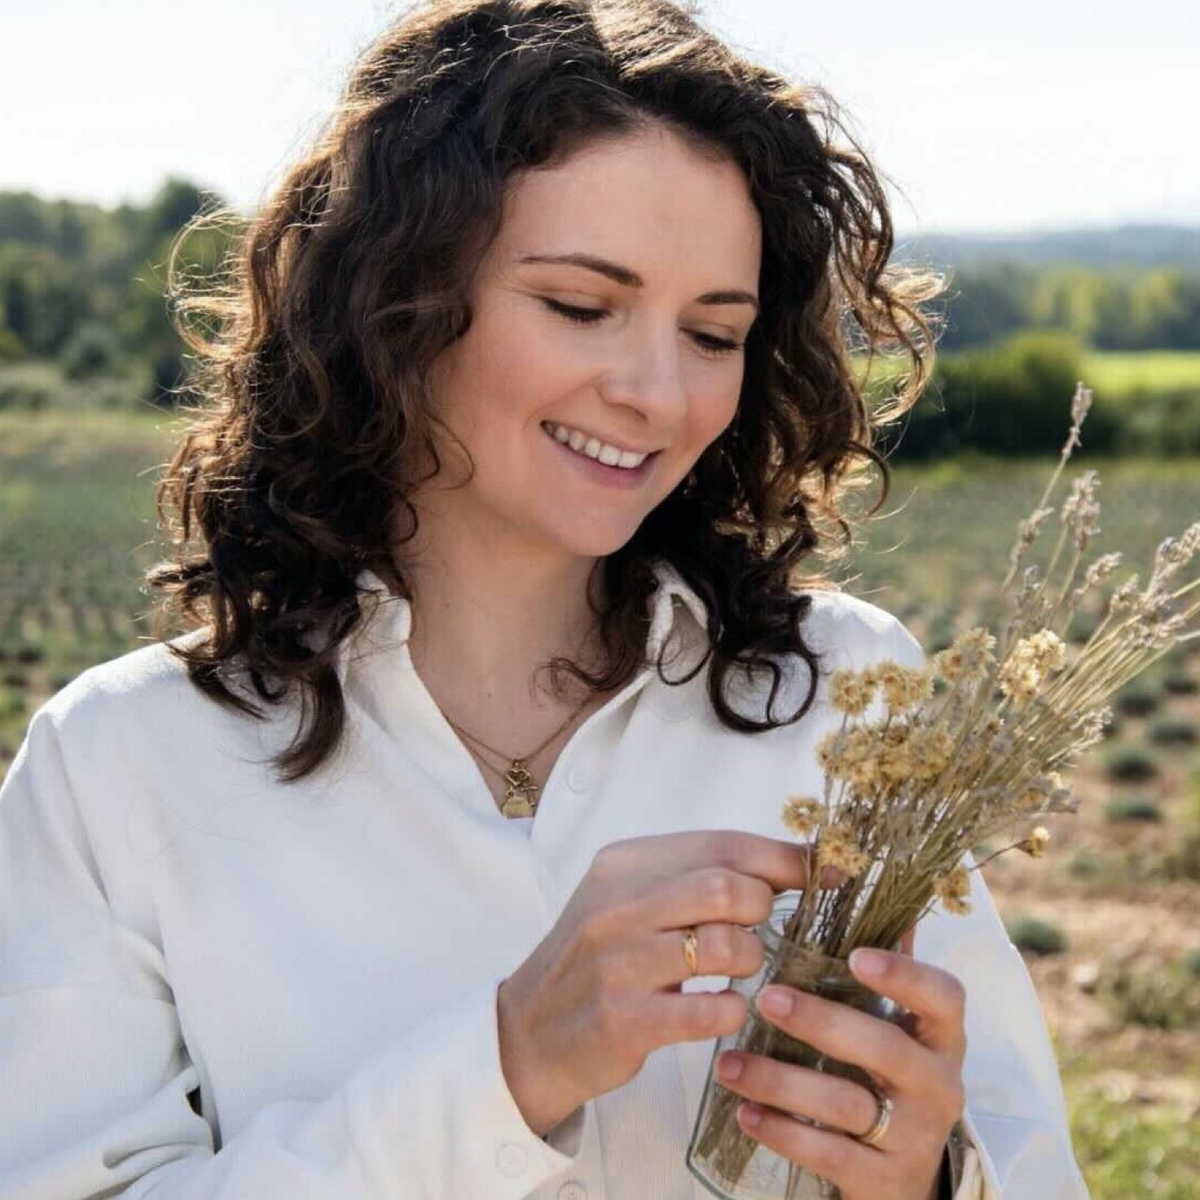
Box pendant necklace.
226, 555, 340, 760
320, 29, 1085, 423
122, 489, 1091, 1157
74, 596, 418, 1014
446, 700, 589, 818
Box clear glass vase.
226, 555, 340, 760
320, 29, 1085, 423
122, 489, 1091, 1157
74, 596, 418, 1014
685, 899, 902, 1200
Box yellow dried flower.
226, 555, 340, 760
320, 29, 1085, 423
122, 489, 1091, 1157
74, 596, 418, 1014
828, 668, 878, 716
1023, 630, 1067, 673
875, 661, 934, 712
823, 727, 876, 779
1015, 772, 1067, 812
878, 740, 916, 788
933, 628, 997, 683
816, 823, 870, 877
1019, 826, 1052, 858
933, 867, 973, 916
911, 727, 955, 784
998, 660, 1042, 706
1000, 629, 1068, 704
781, 796, 824, 838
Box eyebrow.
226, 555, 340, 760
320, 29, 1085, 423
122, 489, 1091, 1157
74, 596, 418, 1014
517, 252, 759, 313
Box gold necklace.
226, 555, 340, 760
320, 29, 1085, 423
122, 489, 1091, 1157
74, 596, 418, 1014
446, 700, 589, 818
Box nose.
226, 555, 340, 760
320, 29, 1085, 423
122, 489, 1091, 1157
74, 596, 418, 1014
599, 317, 689, 428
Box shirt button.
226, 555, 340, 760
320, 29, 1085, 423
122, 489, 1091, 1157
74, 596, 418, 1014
496, 1143, 528, 1177
566, 764, 590, 792
558, 1182, 588, 1200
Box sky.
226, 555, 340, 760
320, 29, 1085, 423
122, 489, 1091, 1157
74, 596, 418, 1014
2, 0, 1196, 235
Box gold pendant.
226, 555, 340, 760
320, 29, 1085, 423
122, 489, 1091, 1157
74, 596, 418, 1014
500, 759, 538, 818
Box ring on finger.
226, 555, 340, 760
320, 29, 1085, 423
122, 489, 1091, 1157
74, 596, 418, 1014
854, 1091, 893, 1147
681, 927, 700, 977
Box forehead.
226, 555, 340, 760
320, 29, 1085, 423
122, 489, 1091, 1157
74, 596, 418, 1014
491, 126, 762, 290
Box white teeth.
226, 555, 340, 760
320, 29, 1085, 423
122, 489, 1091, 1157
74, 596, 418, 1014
544, 423, 650, 470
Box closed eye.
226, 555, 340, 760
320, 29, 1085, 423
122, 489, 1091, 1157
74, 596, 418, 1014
539, 297, 743, 357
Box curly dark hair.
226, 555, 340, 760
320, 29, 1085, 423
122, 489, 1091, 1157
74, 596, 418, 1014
150, 0, 942, 781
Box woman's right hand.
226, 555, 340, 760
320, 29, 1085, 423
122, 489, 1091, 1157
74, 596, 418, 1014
496, 830, 814, 1136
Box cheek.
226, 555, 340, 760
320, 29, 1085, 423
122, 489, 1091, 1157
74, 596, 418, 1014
694, 379, 742, 449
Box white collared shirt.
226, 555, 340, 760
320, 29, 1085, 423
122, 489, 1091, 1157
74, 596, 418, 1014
0, 564, 1088, 1198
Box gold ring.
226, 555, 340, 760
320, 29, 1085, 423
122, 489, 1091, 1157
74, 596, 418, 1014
681, 927, 699, 977
855, 1092, 893, 1147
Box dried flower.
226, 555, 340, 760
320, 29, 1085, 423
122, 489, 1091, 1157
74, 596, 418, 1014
1060, 471, 1101, 549
828, 668, 877, 716
933, 628, 997, 683
816, 823, 870, 877
1019, 827, 1052, 858
875, 661, 934, 712
781, 796, 824, 838
933, 867, 973, 916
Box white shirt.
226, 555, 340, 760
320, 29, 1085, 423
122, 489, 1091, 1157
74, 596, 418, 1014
0, 563, 1089, 1199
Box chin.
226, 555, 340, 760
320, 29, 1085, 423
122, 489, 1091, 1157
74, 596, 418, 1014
544, 515, 648, 561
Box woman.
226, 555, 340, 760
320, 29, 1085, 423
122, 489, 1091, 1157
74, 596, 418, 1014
0, 1, 1088, 1197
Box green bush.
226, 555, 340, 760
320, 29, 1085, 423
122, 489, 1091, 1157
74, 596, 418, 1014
1148, 716, 1198, 747
58, 321, 123, 381
1163, 671, 1198, 696
1103, 746, 1159, 783
1067, 848, 1107, 880
1113, 682, 1161, 718
1103, 794, 1162, 823
1106, 963, 1200, 1030
888, 332, 1105, 460
1007, 914, 1067, 956
1184, 947, 1200, 980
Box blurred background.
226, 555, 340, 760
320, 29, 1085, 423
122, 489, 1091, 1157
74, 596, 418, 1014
2, 2, 1198, 1193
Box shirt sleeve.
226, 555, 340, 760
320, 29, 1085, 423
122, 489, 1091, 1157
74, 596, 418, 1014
871, 614, 1090, 1200
0, 710, 585, 1200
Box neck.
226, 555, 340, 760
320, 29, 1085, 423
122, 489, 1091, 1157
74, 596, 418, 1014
398, 523, 605, 721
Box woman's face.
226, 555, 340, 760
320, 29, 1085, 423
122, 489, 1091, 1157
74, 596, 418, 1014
420, 123, 762, 563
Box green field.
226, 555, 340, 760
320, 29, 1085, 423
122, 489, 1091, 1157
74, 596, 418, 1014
1081, 350, 1200, 395
1, 410, 1198, 1196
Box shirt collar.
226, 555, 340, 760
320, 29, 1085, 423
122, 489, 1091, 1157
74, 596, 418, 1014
349, 558, 709, 666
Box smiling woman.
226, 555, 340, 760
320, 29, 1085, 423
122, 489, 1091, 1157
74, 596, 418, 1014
0, 2, 1088, 1198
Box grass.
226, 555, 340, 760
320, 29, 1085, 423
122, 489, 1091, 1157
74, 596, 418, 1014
0, 410, 178, 749
1081, 350, 1200, 395
1069, 1088, 1200, 1199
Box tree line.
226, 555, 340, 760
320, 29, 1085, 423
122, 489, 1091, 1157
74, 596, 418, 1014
0, 180, 1197, 456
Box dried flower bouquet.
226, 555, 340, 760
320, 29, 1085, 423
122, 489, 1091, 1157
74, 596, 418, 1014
687, 384, 1200, 1197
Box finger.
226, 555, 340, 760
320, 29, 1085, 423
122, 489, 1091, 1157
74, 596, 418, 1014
641, 987, 748, 1048
848, 949, 967, 1058
652, 922, 766, 990
715, 1052, 879, 1139
753, 985, 927, 1091
735, 1102, 876, 1196
597, 830, 815, 895
640, 865, 777, 935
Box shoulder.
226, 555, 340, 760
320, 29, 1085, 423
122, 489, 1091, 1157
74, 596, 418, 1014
797, 588, 925, 672
27, 632, 265, 772
38, 636, 203, 733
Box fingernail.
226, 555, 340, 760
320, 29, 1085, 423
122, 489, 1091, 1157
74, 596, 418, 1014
739, 1102, 763, 1128
757, 987, 793, 1018
849, 948, 886, 981
716, 1053, 744, 1081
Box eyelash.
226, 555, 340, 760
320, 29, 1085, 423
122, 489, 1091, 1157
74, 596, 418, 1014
540, 298, 743, 357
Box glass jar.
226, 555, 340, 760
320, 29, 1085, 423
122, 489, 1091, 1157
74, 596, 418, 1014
685, 898, 902, 1200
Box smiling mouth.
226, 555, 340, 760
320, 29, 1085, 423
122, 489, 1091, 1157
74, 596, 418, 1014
542, 422, 655, 470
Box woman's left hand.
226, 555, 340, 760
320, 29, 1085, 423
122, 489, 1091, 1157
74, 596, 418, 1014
714, 946, 966, 1200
